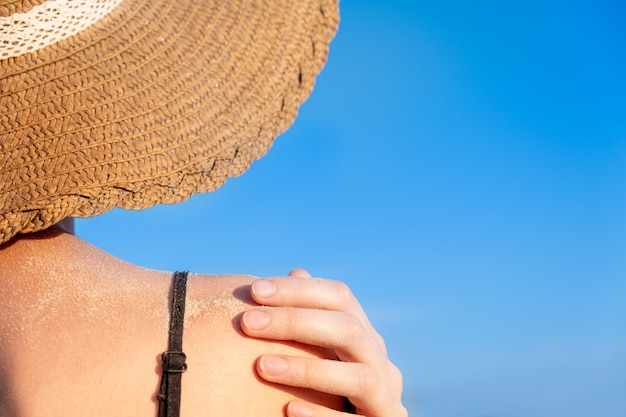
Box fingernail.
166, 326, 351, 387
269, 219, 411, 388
242, 310, 270, 330
259, 355, 289, 375
288, 402, 314, 417
252, 280, 275, 298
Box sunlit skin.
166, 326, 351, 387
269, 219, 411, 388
0, 219, 405, 417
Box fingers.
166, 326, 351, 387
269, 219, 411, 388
241, 306, 385, 366
245, 270, 407, 417
250, 276, 386, 352
241, 306, 402, 393
288, 268, 312, 278
251, 276, 361, 314
256, 355, 407, 417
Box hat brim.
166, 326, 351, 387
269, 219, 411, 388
0, 0, 339, 244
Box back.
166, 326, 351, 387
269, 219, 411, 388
0, 228, 343, 416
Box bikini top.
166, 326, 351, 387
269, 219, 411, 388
156, 271, 356, 417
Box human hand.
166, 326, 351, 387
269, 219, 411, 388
240, 269, 407, 417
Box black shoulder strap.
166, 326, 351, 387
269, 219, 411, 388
157, 271, 189, 417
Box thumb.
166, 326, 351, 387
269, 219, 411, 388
287, 268, 312, 278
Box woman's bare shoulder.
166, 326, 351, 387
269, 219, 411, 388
184, 272, 257, 322
1, 231, 342, 416
180, 273, 343, 416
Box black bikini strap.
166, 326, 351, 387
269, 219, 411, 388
158, 271, 189, 417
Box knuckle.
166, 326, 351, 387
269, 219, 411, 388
375, 332, 388, 354
356, 365, 381, 396
343, 313, 365, 342
390, 362, 403, 386
286, 308, 304, 333
397, 404, 409, 417
333, 280, 355, 305
301, 358, 318, 383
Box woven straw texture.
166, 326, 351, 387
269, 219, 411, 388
0, 0, 124, 58
0, 0, 47, 17
0, 0, 339, 244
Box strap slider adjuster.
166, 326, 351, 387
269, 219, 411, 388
162, 351, 188, 373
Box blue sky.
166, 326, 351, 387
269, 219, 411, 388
78, 1, 626, 416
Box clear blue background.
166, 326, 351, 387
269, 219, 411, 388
78, 1, 626, 416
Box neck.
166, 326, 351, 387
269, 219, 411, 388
57, 217, 75, 235
0, 218, 119, 284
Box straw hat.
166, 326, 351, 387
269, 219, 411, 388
0, 0, 339, 245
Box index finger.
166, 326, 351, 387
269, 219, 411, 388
250, 276, 386, 353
